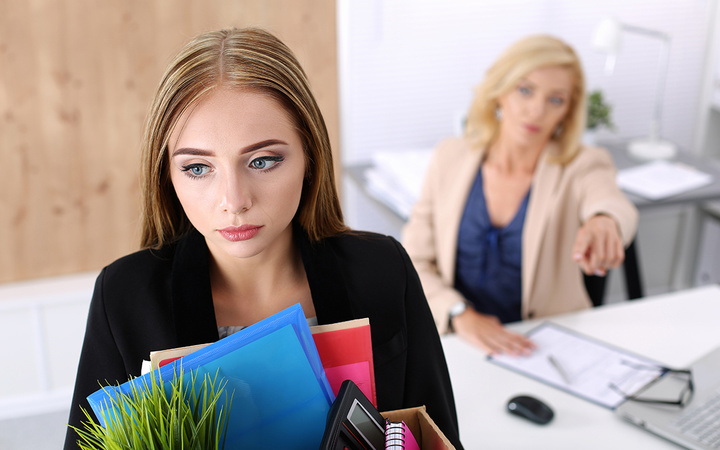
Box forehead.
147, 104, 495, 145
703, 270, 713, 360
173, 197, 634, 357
169, 87, 299, 149
521, 66, 574, 92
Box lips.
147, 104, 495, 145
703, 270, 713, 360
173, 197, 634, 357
218, 225, 262, 242
524, 124, 541, 133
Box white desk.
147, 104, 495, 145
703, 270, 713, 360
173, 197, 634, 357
442, 285, 720, 449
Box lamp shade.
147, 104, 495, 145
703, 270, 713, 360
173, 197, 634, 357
592, 17, 623, 54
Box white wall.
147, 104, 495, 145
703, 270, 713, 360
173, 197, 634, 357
338, 0, 711, 164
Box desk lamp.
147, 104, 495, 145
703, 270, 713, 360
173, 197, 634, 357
592, 17, 677, 160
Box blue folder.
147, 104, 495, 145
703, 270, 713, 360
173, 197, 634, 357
87, 303, 335, 449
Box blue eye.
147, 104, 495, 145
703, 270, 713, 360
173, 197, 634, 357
549, 97, 565, 106
518, 86, 532, 96
181, 164, 210, 178
250, 156, 284, 171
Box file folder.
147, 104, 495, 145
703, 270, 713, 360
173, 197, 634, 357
87, 303, 335, 449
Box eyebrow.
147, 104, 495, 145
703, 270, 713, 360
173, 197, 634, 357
171, 139, 290, 158
518, 79, 570, 95
549, 90, 571, 97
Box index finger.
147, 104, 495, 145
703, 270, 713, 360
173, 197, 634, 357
572, 228, 592, 262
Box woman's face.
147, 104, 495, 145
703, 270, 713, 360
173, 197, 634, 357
168, 88, 306, 261
497, 65, 573, 149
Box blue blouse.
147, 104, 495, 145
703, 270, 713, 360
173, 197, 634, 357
454, 166, 530, 323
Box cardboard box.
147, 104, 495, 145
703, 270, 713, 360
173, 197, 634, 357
382, 406, 455, 450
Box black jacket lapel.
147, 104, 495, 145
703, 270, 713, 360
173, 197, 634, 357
170, 229, 220, 346
295, 224, 353, 325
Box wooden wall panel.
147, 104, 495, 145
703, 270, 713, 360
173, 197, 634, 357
0, 0, 338, 283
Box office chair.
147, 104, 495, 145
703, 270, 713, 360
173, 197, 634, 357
584, 239, 644, 307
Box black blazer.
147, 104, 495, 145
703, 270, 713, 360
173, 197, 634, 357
65, 226, 463, 449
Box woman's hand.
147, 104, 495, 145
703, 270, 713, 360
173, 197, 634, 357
452, 308, 535, 356
572, 214, 625, 276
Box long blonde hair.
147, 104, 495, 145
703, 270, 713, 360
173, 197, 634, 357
465, 35, 586, 164
139, 28, 347, 249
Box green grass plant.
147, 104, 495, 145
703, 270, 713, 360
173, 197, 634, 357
70, 368, 233, 450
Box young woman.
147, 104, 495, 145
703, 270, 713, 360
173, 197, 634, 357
402, 35, 638, 356
65, 28, 462, 449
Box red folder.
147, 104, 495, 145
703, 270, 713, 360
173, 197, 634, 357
311, 318, 376, 406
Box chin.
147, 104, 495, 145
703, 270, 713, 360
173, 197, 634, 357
229, 244, 266, 259
209, 238, 265, 260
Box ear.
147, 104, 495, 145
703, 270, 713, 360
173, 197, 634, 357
493, 96, 506, 121
495, 88, 513, 115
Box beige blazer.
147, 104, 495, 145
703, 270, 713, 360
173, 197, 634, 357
402, 137, 638, 334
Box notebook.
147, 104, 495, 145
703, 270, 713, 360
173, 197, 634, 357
385, 420, 420, 450
615, 346, 720, 449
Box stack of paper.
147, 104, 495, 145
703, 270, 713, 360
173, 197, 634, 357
364, 149, 434, 219
616, 160, 713, 200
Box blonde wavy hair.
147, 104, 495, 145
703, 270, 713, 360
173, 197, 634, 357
139, 28, 347, 249
465, 35, 587, 164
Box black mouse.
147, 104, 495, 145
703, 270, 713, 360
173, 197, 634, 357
506, 395, 554, 425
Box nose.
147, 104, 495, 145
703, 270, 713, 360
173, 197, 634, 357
528, 97, 546, 119
219, 171, 252, 214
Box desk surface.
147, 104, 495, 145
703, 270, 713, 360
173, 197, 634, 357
442, 285, 720, 449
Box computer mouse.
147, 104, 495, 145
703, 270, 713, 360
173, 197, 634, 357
506, 395, 554, 425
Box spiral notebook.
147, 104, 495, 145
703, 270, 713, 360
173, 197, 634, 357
385, 420, 420, 450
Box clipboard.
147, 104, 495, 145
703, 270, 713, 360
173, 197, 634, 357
488, 322, 665, 409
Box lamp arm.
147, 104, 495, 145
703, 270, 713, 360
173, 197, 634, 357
651, 38, 670, 142
621, 24, 670, 43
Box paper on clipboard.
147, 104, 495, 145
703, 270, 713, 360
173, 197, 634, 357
488, 322, 662, 409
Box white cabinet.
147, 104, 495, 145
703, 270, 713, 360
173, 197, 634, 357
695, 0, 720, 158
695, 204, 720, 286
693, 0, 720, 288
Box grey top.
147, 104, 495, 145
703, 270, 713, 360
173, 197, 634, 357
217, 316, 319, 339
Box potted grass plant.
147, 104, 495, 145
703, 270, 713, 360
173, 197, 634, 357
69, 369, 233, 450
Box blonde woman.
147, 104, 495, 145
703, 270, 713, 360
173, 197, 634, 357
65, 28, 462, 449
402, 35, 637, 356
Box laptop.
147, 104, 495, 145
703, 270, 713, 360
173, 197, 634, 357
615, 346, 720, 449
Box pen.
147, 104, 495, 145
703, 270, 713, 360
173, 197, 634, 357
548, 354, 572, 385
